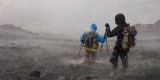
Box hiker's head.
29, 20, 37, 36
90, 23, 97, 31
115, 13, 125, 25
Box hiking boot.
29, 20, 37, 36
119, 68, 128, 73
90, 59, 96, 63
112, 65, 118, 71
84, 59, 90, 63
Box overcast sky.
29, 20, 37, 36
0, 0, 160, 39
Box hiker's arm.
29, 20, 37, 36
80, 33, 85, 43
107, 27, 122, 37
96, 34, 106, 43
105, 23, 122, 37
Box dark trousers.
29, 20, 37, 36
110, 44, 129, 69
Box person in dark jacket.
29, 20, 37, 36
105, 13, 130, 71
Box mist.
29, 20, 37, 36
0, 0, 160, 79
0, 0, 160, 39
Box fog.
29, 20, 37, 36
0, 1, 160, 79
0, 0, 160, 39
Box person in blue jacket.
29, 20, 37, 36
80, 23, 106, 63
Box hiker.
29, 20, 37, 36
105, 13, 137, 71
80, 23, 106, 63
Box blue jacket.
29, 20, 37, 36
80, 32, 106, 43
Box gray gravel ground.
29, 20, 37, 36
0, 39, 159, 80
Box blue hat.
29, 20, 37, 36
90, 23, 97, 31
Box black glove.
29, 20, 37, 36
105, 23, 110, 32
105, 23, 110, 28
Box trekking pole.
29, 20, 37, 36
104, 23, 110, 61
77, 43, 82, 63
105, 33, 109, 61
99, 27, 109, 61
99, 29, 107, 62
99, 30, 107, 52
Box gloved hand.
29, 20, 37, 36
105, 23, 110, 28
105, 23, 110, 32
103, 37, 106, 42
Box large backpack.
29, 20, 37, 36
83, 31, 98, 49
121, 25, 137, 49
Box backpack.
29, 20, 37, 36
83, 31, 98, 49
121, 25, 137, 49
